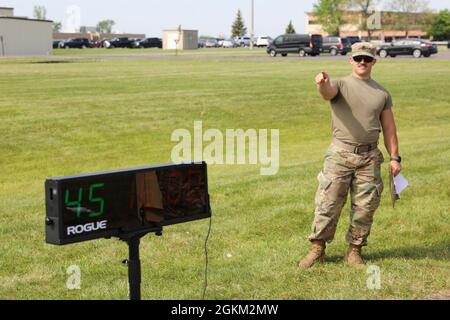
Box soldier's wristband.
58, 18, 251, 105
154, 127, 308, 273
390, 156, 401, 163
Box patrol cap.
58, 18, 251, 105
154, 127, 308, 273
351, 42, 376, 58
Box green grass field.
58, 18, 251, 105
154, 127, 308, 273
52, 47, 270, 56
0, 53, 449, 300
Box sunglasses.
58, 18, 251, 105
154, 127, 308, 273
353, 55, 374, 63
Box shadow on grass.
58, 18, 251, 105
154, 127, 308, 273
29, 60, 74, 64
27, 59, 101, 64
324, 242, 450, 263
0, 59, 101, 65
365, 242, 450, 261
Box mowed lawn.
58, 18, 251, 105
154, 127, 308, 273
53, 47, 269, 55
0, 55, 449, 300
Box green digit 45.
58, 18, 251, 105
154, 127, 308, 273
64, 183, 105, 218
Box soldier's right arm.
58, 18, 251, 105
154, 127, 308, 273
315, 71, 338, 101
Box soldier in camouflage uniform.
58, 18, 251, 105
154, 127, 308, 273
299, 43, 402, 268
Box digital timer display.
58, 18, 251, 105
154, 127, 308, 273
45, 162, 211, 245
64, 183, 105, 218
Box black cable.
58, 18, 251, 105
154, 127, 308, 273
202, 216, 212, 300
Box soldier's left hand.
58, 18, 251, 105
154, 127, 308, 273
390, 160, 401, 177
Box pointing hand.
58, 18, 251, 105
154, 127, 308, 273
315, 71, 330, 85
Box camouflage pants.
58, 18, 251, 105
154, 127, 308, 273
308, 143, 384, 246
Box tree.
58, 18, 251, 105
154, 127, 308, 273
428, 9, 450, 40
96, 20, 115, 34
285, 20, 296, 34
231, 9, 247, 37
33, 5, 47, 20
313, 0, 346, 36
385, 0, 431, 38
52, 22, 62, 32
345, 0, 380, 40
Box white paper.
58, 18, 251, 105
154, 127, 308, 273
393, 174, 408, 194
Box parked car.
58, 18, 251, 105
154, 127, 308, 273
204, 39, 219, 48
346, 36, 361, 45
61, 38, 91, 49
376, 39, 438, 58
128, 38, 142, 45
221, 39, 237, 48
235, 36, 251, 47
198, 39, 206, 48
102, 39, 112, 48
108, 37, 133, 48
266, 34, 323, 57
132, 37, 162, 48
322, 36, 352, 55
256, 36, 272, 47
90, 39, 102, 48
89, 39, 111, 48
52, 40, 64, 49
130, 38, 143, 48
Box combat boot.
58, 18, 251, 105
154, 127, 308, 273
298, 240, 326, 269
345, 244, 366, 268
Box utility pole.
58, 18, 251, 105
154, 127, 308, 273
0, 36, 5, 56
176, 24, 181, 56
250, 0, 254, 49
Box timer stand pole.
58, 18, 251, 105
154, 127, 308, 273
121, 228, 163, 300
126, 235, 141, 300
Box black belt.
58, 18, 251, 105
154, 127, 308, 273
332, 138, 378, 154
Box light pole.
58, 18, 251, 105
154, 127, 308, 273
250, 0, 254, 49
0, 36, 4, 56
175, 24, 181, 56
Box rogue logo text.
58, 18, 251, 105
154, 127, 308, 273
67, 220, 108, 235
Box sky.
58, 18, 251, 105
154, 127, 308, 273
2, 0, 450, 38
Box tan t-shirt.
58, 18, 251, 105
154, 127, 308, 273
330, 74, 393, 146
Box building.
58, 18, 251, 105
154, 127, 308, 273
0, 7, 14, 17
163, 29, 198, 50
79, 26, 98, 33
306, 11, 429, 42
0, 7, 52, 56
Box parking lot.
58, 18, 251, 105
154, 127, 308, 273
54, 47, 450, 61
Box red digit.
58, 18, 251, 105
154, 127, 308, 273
167, 170, 183, 207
